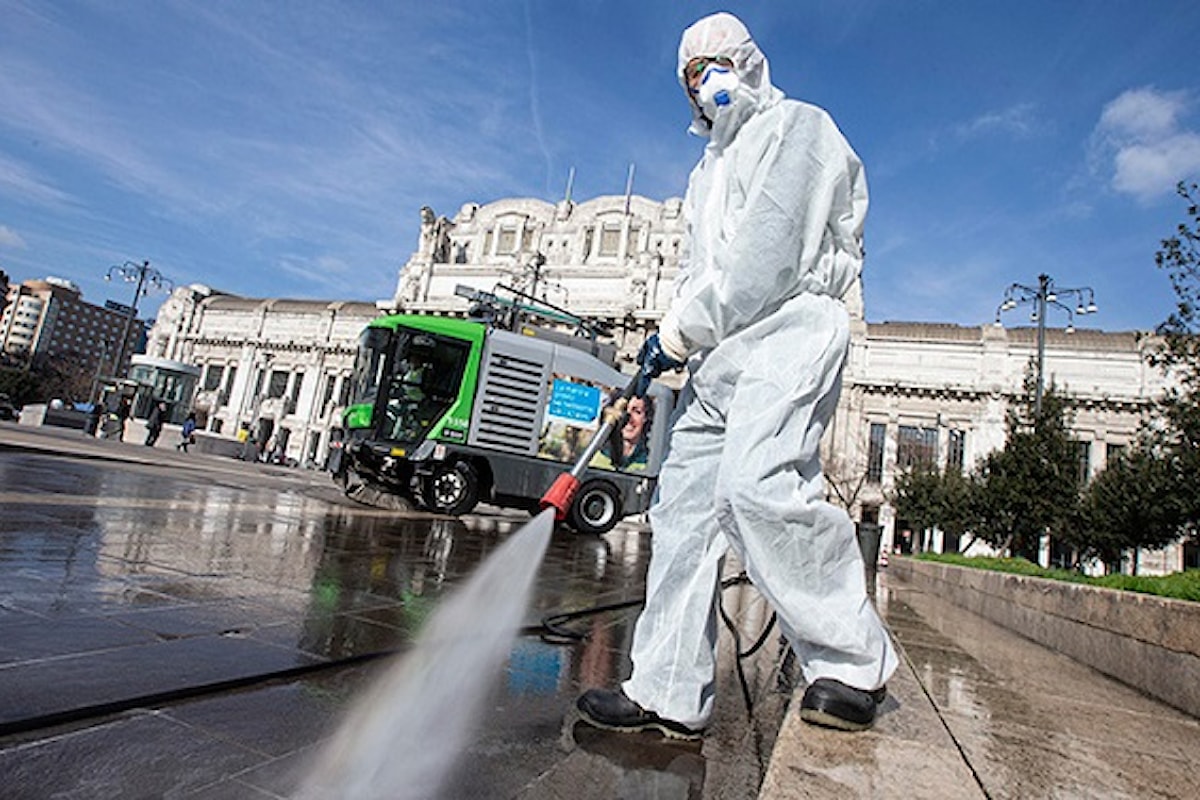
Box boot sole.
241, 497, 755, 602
576, 708, 704, 741
799, 706, 873, 732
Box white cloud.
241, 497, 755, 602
1112, 134, 1200, 199
0, 60, 211, 212
276, 253, 371, 295
1099, 87, 1185, 140
1093, 87, 1200, 201
955, 103, 1037, 140
0, 224, 28, 249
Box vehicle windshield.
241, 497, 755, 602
380, 329, 469, 444
349, 326, 392, 409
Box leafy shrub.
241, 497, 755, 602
911, 553, 1200, 602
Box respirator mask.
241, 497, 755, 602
690, 65, 741, 126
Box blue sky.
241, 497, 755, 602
1, 1, 1198, 332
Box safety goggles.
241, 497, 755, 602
684, 55, 734, 86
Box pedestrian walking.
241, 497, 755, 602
144, 401, 167, 447
177, 412, 197, 453
113, 395, 132, 442
84, 403, 102, 437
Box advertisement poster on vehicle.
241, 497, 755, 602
537, 375, 603, 464
537, 374, 656, 473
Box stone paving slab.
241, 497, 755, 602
0, 615, 160, 664
759, 578, 1200, 800
759, 648, 985, 799
0, 711, 270, 800
0, 635, 322, 731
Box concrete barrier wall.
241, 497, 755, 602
16, 404, 90, 430
17, 410, 250, 460
890, 557, 1200, 719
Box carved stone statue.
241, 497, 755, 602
432, 215, 451, 264
418, 206, 437, 259
398, 262, 428, 305
417, 206, 452, 264
626, 254, 651, 312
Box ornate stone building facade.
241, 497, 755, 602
392, 195, 685, 314
386, 194, 687, 366
144, 193, 1184, 572
146, 283, 379, 466
829, 320, 1173, 568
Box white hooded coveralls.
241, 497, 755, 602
622, 13, 898, 730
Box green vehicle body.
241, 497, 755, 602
331, 300, 673, 535
340, 315, 486, 444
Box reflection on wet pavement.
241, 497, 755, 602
0, 444, 785, 798
883, 581, 1200, 800
549, 723, 706, 799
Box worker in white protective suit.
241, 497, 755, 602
577, 12, 898, 738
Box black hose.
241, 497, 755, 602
0, 648, 398, 738
527, 571, 780, 717
521, 597, 644, 643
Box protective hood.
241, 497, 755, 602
677, 12, 785, 146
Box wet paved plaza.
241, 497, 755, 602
0, 425, 785, 799
3, 422, 1200, 799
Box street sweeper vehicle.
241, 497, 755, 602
330, 285, 673, 534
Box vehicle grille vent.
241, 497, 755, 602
473, 353, 545, 454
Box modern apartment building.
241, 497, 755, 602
0, 277, 143, 381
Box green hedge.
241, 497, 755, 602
910, 553, 1200, 602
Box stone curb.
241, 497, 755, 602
757, 629, 984, 799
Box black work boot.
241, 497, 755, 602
799, 678, 886, 732
576, 689, 704, 741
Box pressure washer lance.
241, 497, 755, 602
539, 375, 640, 520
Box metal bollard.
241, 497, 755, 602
856, 522, 883, 597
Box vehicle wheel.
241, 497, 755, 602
568, 480, 622, 535
426, 461, 480, 516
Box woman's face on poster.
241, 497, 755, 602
623, 397, 647, 446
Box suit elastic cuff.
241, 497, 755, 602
657, 315, 692, 362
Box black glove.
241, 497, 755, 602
635, 333, 684, 396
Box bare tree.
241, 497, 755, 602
824, 448, 871, 515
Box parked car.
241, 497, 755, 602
0, 393, 18, 421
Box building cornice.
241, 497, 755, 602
850, 379, 1152, 414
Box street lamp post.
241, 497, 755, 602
994, 273, 1098, 413
104, 260, 173, 379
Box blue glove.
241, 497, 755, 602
635, 333, 684, 396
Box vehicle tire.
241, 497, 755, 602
426, 461, 480, 516
568, 480, 622, 535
